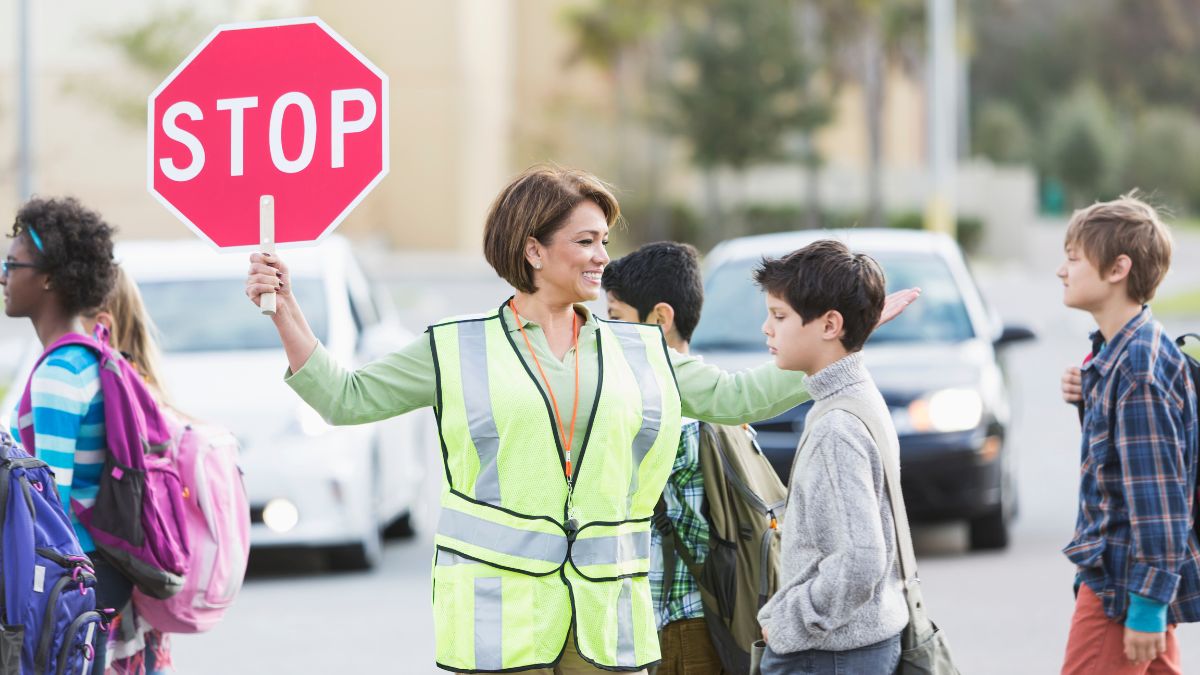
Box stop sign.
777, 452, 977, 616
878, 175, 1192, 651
148, 18, 388, 249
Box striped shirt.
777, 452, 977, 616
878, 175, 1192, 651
1066, 307, 1200, 629
650, 420, 708, 629
12, 345, 106, 551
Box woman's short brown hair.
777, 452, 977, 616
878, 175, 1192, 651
1064, 192, 1173, 304
483, 165, 621, 293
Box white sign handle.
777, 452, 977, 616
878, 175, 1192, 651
260, 195, 277, 316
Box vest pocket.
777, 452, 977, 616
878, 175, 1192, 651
433, 549, 551, 671
0, 624, 23, 675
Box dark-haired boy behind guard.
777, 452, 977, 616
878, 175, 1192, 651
602, 242, 732, 674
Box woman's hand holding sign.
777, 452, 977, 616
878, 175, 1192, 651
246, 252, 319, 373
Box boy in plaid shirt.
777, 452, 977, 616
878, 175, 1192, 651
1058, 195, 1200, 674
602, 242, 726, 675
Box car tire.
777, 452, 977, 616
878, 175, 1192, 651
968, 508, 1009, 550
383, 510, 415, 539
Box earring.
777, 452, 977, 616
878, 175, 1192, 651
533, 263, 542, 270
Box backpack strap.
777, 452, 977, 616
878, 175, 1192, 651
0, 445, 11, 623
17, 333, 104, 452
651, 498, 704, 613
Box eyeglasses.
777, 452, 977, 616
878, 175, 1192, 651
1, 261, 39, 277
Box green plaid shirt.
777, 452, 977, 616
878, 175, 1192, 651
649, 420, 708, 629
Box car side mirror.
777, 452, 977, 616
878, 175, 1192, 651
994, 324, 1036, 348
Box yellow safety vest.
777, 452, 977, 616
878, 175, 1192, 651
428, 304, 682, 672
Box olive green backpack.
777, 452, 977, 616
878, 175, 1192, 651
653, 422, 787, 675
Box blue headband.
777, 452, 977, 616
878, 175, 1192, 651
25, 227, 44, 252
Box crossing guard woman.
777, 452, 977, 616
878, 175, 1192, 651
244, 166, 917, 674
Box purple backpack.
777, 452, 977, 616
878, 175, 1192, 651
0, 435, 112, 675
18, 331, 190, 600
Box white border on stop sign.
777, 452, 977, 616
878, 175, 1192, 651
146, 16, 390, 252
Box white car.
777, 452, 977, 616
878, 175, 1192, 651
3, 236, 432, 569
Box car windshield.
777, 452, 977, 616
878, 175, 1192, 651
138, 279, 328, 352
691, 251, 975, 351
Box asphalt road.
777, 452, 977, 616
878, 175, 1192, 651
140, 229, 1200, 672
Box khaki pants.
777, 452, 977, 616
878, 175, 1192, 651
652, 618, 725, 675
461, 630, 649, 675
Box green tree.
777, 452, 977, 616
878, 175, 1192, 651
662, 0, 828, 237
1039, 83, 1123, 207
973, 100, 1033, 165
566, 0, 832, 240
65, 8, 213, 127
1122, 108, 1200, 214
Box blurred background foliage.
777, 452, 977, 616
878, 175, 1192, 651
971, 0, 1200, 216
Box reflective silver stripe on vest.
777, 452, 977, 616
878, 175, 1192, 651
474, 577, 504, 670
438, 508, 567, 564
616, 577, 636, 667
458, 321, 503, 504
608, 324, 662, 508
570, 530, 650, 567
436, 550, 479, 566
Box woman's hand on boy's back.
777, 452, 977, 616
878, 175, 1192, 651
877, 288, 921, 328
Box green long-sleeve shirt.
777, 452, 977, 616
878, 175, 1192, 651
285, 304, 809, 460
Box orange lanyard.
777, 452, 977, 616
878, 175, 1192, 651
509, 300, 581, 481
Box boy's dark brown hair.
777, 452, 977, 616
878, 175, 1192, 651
601, 242, 704, 342
753, 239, 886, 352
1064, 192, 1172, 304
483, 165, 621, 294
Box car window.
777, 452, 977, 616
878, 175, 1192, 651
138, 279, 328, 352
690, 251, 975, 352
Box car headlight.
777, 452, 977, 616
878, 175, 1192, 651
907, 388, 983, 433
297, 404, 332, 437
262, 498, 299, 533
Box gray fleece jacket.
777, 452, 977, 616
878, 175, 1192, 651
757, 352, 908, 653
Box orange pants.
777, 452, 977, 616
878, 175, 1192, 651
1062, 584, 1181, 675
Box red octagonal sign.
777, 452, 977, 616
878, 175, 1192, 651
148, 17, 388, 249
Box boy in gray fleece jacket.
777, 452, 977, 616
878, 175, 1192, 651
754, 240, 909, 674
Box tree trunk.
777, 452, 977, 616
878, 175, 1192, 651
643, 27, 676, 243
795, 0, 824, 230
863, 19, 885, 229
703, 168, 722, 249
803, 140, 823, 229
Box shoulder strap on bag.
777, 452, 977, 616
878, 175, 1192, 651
802, 397, 936, 638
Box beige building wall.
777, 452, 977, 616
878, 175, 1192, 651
0, 1, 928, 252
815, 67, 927, 171
307, 0, 515, 250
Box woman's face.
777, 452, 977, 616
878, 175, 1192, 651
1, 235, 47, 319
529, 201, 611, 303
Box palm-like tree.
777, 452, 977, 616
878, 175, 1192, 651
809, 0, 925, 227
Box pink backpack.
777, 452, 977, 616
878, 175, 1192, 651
19, 331, 190, 599
133, 410, 250, 633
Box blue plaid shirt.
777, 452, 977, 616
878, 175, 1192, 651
1065, 307, 1200, 628
649, 420, 707, 629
